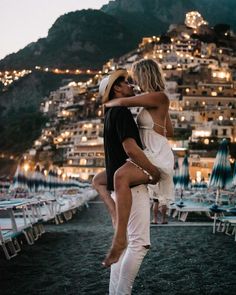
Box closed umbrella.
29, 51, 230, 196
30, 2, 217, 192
208, 139, 233, 233
233, 162, 236, 187
176, 155, 190, 199
173, 158, 180, 187
208, 139, 232, 203
12, 161, 28, 191
31, 164, 44, 193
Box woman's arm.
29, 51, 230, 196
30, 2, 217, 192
166, 112, 174, 137
104, 92, 168, 108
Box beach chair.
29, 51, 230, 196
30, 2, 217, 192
0, 199, 40, 246
0, 227, 21, 259
210, 205, 236, 239
215, 215, 236, 241
171, 200, 211, 222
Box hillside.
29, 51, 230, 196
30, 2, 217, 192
0, 9, 136, 70
0, 71, 90, 153
1, 1, 236, 70
102, 0, 236, 38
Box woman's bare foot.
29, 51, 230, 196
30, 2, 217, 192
102, 240, 127, 267
111, 215, 116, 228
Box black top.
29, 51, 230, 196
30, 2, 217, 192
104, 106, 143, 191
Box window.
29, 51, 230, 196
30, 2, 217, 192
212, 129, 218, 136
222, 129, 227, 136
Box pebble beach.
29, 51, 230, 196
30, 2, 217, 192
1, 200, 236, 295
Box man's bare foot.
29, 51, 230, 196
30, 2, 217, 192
102, 240, 126, 267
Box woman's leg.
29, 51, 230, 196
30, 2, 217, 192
103, 161, 149, 267
160, 205, 168, 224
92, 170, 116, 227
152, 200, 159, 224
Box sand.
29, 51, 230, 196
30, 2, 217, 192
0, 200, 236, 295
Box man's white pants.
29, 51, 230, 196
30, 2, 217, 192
109, 184, 150, 295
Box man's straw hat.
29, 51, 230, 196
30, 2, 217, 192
99, 69, 128, 103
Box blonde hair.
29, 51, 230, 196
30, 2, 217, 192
131, 59, 165, 92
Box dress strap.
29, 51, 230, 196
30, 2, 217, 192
153, 119, 167, 137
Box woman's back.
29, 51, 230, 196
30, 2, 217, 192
137, 107, 174, 171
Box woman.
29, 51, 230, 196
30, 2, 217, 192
93, 59, 174, 267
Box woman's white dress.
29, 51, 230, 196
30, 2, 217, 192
137, 107, 175, 207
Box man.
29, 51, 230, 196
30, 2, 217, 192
98, 69, 160, 294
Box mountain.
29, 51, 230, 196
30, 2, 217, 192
0, 1, 235, 70
0, 9, 136, 70
101, 0, 236, 39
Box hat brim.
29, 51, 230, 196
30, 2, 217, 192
102, 69, 128, 103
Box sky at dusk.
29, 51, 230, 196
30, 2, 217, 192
0, 0, 109, 60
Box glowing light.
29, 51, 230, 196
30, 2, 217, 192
194, 130, 211, 137
23, 163, 30, 172
185, 11, 208, 29
80, 158, 87, 165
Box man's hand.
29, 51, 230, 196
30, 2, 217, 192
148, 166, 161, 184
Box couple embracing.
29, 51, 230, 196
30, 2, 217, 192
93, 58, 175, 294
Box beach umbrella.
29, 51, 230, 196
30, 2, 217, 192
26, 169, 35, 193
47, 170, 54, 191
208, 139, 233, 234
173, 158, 180, 187
176, 155, 190, 194
0, 177, 11, 192
208, 139, 232, 203
233, 162, 236, 187
41, 168, 48, 190
31, 164, 45, 193
12, 161, 28, 191
199, 179, 208, 191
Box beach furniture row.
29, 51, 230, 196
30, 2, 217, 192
170, 189, 236, 222
0, 187, 97, 259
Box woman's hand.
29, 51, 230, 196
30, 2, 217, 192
104, 98, 122, 108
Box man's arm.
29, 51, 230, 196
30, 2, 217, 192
122, 138, 160, 183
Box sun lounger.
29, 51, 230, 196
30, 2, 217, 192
214, 216, 236, 241
0, 228, 21, 259
171, 200, 211, 222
